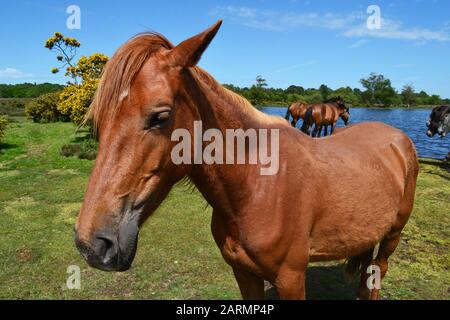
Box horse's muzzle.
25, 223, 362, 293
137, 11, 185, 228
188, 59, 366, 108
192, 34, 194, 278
75, 217, 139, 272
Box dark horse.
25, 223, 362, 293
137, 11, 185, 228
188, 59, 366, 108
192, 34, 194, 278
301, 97, 350, 137
284, 101, 309, 127
75, 21, 419, 300
426, 105, 450, 161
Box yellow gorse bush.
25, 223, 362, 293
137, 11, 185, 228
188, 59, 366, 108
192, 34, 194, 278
26, 91, 68, 123
0, 115, 8, 141
45, 32, 108, 126
57, 79, 99, 126
67, 53, 108, 82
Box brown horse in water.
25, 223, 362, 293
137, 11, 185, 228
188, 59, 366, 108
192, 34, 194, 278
75, 21, 419, 300
285, 101, 308, 127
301, 97, 350, 137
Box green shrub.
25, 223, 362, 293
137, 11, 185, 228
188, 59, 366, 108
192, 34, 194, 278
26, 92, 69, 123
60, 139, 98, 160
0, 99, 27, 117
0, 115, 8, 141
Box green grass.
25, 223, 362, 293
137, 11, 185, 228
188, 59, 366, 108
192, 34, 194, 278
0, 121, 449, 300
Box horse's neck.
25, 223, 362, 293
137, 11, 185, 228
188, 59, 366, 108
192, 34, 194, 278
187, 71, 283, 217
192, 71, 267, 131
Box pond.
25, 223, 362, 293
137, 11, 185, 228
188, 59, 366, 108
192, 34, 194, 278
261, 106, 449, 160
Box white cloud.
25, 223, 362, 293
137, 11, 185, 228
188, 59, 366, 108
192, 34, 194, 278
211, 6, 450, 43
210, 6, 362, 32
0, 68, 33, 79
349, 39, 369, 48
343, 18, 450, 42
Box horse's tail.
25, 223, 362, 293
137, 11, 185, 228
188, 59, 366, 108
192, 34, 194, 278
300, 107, 313, 133
284, 105, 291, 121
345, 247, 375, 278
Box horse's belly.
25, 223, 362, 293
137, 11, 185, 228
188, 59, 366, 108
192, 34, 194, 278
308, 202, 399, 261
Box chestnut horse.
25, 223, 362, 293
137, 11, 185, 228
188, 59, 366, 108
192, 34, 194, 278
284, 101, 308, 127
301, 98, 350, 137
75, 21, 419, 300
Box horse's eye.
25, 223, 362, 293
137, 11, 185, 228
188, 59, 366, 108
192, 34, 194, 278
147, 111, 171, 129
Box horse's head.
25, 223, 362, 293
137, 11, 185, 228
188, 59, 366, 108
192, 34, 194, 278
427, 106, 450, 137
340, 110, 350, 126
75, 21, 222, 271
332, 97, 349, 125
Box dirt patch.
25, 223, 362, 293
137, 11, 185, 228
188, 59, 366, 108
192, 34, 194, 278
15, 248, 35, 263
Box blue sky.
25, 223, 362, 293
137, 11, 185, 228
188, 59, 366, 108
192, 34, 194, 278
1, 0, 449, 97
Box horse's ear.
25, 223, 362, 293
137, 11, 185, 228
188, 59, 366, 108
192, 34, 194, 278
169, 20, 222, 68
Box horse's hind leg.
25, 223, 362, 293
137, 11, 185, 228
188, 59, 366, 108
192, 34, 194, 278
323, 126, 328, 136
350, 248, 375, 300
367, 231, 401, 300
369, 174, 416, 300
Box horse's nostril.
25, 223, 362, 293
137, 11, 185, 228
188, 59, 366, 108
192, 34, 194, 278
94, 233, 119, 263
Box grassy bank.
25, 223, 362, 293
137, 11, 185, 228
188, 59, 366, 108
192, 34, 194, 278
0, 120, 448, 299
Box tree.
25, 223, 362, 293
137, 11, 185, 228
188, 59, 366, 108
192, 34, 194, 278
319, 84, 332, 101
0, 83, 64, 98
45, 32, 109, 126
427, 95, 442, 105
401, 84, 416, 107
45, 32, 81, 83
333, 87, 361, 105
360, 73, 397, 107
67, 53, 109, 82
285, 85, 305, 95
255, 75, 268, 89
221, 77, 448, 107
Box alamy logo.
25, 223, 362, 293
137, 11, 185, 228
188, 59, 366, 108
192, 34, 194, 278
66, 5, 81, 30
367, 5, 382, 30
171, 121, 280, 176
366, 265, 381, 290
66, 265, 81, 290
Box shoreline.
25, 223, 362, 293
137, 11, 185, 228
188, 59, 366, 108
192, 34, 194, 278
259, 104, 438, 110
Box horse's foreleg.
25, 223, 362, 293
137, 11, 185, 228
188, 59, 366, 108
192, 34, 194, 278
232, 267, 265, 300
275, 247, 309, 300
324, 126, 328, 136
330, 123, 337, 135
275, 263, 308, 300
312, 124, 320, 137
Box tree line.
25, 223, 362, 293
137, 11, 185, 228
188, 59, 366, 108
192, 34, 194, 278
0, 83, 64, 99
1, 72, 448, 110
224, 73, 450, 107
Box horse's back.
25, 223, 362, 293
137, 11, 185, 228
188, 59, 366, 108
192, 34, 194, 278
319, 121, 417, 176
296, 121, 418, 260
